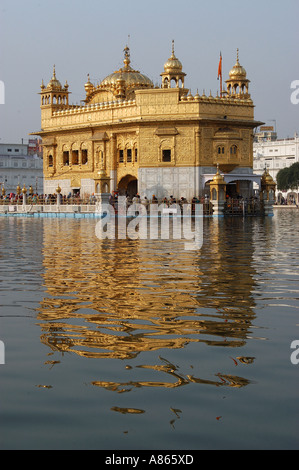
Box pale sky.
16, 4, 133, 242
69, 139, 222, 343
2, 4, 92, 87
0, 0, 298, 143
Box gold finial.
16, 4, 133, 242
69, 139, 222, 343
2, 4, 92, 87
85, 74, 93, 94
172, 39, 175, 55
123, 45, 130, 67
53, 64, 56, 78
236, 48, 240, 64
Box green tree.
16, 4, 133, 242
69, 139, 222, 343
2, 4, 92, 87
277, 162, 299, 191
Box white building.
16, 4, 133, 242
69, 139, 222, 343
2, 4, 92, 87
0, 142, 44, 195
253, 131, 299, 203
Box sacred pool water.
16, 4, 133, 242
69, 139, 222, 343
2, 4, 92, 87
0, 210, 298, 450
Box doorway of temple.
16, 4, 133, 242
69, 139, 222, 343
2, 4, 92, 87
226, 182, 238, 198
117, 175, 138, 198
72, 188, 80, 197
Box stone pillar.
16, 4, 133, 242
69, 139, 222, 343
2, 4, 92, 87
22, 185, 27, 207
56, 185, 62, 209
260, 169, 276, 216
95, 192, 111, 215
94, 169, 111, 215
209, 166, 226, 216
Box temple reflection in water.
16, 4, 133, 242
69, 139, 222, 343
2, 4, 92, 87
37, 217, 258, 389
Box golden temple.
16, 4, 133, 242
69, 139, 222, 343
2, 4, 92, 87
33, 42, 263, 200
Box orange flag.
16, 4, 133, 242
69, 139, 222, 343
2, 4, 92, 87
217, 52, 222, 79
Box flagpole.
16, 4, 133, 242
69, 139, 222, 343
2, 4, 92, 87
220, 52, 222, 98
218, 52, 222, 98
220, 73, 222, 98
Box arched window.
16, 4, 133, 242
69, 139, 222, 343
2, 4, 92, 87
230, 145, 237, 156
48, 155, 53, 167
127, 149, 132, 162
162, 149, 171, 162
217, 146, 225, 155
63, 151, 69, 166
82, 149, 88, 165
72, 150, 79, 165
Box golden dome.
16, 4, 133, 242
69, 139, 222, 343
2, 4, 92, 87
47, 65, 62, 90
85, 74, 94, 94
262, 169, 276, 186
100, 46, 153, 89
164, 40, 183, 72
212, 166, 226, 185
229, 49, 247, 79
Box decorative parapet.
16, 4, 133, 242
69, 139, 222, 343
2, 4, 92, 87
53, 98, 137, 117
52, 91, 253, 118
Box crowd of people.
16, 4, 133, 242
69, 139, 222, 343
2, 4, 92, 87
275, 195, 298, 206
0, 190, 272, 215
0, 192, 97, 205
107, 192, 212, 215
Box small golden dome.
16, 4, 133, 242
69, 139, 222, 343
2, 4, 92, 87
229, 49, 247, 79
85, 74, 94, 94
194, 90, 200, 100
262, 169, 276, 185
212, 166, 226, 185
97, 169, 107, 178
164, 40, 183, 72
47, 65, 62, 90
